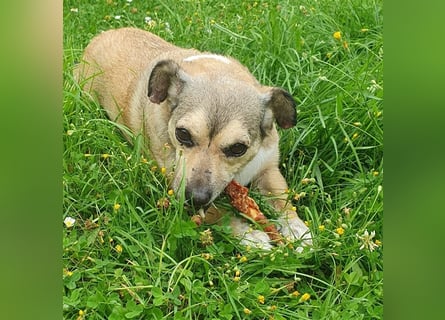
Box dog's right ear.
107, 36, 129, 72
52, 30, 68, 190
148, 60, 185, 105
261, 88, 297, 132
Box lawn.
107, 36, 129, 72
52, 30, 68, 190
63, 0, 383, 319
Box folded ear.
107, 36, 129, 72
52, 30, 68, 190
262, 88, 297, 131
148, 60, 185, 105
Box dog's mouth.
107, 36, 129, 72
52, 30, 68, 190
185, 187, 216, 209
187, 196, 213, 211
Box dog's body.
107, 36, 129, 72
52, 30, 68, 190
76, 28, 311, 249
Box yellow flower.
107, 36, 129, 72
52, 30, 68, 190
375, 239, 382, 246
268, 305, 277, 311
167, 189, 174, 196
360, 28, 369, 32
239, 256, 248, 263
63, 268, 73, 277
336, 227, 345, 236
318, 225, 325, 232
258, 295, 265, 304
333, 31, 342, 40
113, 203, 121, 211
301, 177, 315, 184
77, 309, 85, 320
147, 20, 157, 28
304, 220, 310, 227
115, 244, 123, 253
200, 229, 214, 246
291, 290, 300, 297
352, 133, 359, 140
201, 253, 213, 260
373, 171, 379, 176
161, 167, 167, 175
101, 153, 110, 159
299, 293, 311, 302
243, 308, 252, 315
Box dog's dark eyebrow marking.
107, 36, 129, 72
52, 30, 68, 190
206, 107, 236, 142
207, 119, 218, 142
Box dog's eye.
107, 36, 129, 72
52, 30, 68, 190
224, 143, 247, 157
175, 128, 194, 147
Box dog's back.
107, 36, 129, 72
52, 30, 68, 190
76, 28, 185, 124
76, 28, 259, 130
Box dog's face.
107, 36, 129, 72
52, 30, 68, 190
148, 60, 297, 207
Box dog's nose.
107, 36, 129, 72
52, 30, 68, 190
186, 188, 212, 207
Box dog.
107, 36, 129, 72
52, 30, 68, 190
75, 27, 312, 250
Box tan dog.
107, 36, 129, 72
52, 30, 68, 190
76, 27, 312, 250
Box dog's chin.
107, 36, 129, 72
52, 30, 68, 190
185, 200, 211, 214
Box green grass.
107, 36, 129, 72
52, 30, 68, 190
63, 0, 383, 319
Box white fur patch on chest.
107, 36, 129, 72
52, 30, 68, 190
183, 54, 231, 64
235, 145, 277, 186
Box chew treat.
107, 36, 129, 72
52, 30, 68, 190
225, 180, 283, 244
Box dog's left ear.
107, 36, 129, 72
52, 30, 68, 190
262, 88, 297, 131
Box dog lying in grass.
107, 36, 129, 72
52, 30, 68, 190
75, 27, 312, 250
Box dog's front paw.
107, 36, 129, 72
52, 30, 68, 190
230, 217, 273, 250
239, 229, 273, 250
277, 212, 313, 252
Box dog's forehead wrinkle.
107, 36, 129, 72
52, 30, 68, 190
206, 108, 256, 142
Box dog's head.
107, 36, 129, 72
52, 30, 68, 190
147, 59, 297, 207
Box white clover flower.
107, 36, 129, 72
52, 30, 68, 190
367, 79, 383, 93
114, 15, 121, 20
64, 216, 76, 228
357, 229, 379, 251
70, 8, 78, 13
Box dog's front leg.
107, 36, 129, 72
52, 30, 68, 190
253, 167, 313, 249
202, 206, 274, 250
